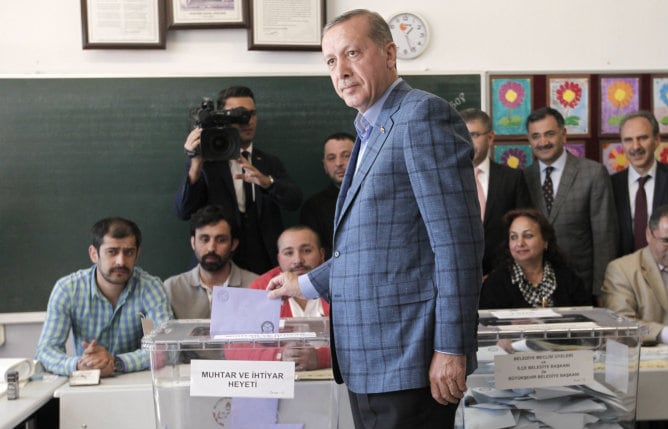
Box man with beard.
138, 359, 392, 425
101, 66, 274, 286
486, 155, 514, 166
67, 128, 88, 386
523, 107, 618, 304
175, 85, 303, 274
164, 204, 258, 319
249, 225, 330, 371
35, 217, 172, 377
250, 225, 328, 318
300, 132, 355, 259
611, 111, 668, 257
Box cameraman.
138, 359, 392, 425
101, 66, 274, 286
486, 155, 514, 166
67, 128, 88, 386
175, 85, 302, 274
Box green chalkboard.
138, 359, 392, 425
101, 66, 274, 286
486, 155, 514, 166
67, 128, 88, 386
0, 75, 480, 312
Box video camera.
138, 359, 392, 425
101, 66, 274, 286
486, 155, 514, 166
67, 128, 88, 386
188, 98, 252, 161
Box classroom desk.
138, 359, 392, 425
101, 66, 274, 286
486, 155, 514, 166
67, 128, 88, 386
0, 375, 67, 429
54, 371, 155, 429
40, 365, 668, 428
636, 365, 668, 421
54, 370, 354, 429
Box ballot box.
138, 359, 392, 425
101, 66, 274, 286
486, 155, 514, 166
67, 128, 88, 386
142, 318, 336, 429
460, 307, 643, 429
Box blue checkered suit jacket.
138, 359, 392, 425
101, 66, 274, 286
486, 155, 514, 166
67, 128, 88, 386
307, 81, 483, 394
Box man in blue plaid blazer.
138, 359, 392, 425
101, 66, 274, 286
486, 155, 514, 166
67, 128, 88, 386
269, 9, 483, 429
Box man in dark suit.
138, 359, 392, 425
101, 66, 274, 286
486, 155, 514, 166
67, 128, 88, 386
268, 9, 482, 429
524, 107, 618, 303
175, 86, 303, 274
459, 108, 532, 276
611, 110, 668, 257
300, 132, 355, 259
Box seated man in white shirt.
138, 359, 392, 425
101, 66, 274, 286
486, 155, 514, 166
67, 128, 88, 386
249, 225, 330, 370
602, 204, 668, 344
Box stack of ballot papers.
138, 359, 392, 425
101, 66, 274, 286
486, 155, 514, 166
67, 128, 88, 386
463, 382, 634, 429
0, 358, 36, 396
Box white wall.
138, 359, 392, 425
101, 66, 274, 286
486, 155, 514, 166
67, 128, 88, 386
1, 0, 667, 77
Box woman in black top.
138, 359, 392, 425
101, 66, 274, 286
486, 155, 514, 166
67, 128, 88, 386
479, 208, 590, 309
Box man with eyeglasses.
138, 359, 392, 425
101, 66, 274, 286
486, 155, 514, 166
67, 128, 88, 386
602, 204, 668, 344
175, 85, 303, 274
459, 108, 531, 276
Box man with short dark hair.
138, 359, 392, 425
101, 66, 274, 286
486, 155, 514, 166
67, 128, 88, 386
611, 110, 668, 257
267, 9, 483, 429
175, 85, 303, 274
602, 204, 668, 344
459, 108, 531, 275
250, 225, 330, 371
164, 204, 258, 318
35, 217, 172, 377
523, 107, 618, 302
300, 132, 355, 258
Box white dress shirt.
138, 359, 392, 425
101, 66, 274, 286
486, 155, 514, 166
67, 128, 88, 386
538, 149, 568, 198
627, 161, 657, 221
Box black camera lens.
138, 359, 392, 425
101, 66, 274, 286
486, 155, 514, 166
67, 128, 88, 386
200, 128, 241, 161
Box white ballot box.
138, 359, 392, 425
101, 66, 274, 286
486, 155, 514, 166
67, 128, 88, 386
460, 307, 643, 429
142, 318, 337, 429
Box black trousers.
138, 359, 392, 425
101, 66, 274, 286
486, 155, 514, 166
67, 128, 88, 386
348, 387, 459, 429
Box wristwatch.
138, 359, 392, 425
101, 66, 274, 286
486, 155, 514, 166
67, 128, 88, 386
113, 356, 126, 373
266, 175, 275, 189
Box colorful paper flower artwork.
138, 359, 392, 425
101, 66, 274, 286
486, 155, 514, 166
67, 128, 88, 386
601, 142, 628, 175
659, 83, 668, 126
494, 145, 533, 170
657, 143, 668, 164
565, 143, 585, 158
601, 78, 639, 134
498, 81, 525, 127
491, 77, 532, 136
607, 146, 627, 172
659, 83, 668, 107
556, 81, 582, 125
652, 77, 668, 134
608, 80, 634, 110
548, 77, 589, 135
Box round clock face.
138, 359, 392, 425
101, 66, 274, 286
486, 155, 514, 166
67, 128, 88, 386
388, 12, 429, 60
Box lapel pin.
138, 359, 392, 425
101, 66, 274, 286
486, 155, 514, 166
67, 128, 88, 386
380, 126, 385, 133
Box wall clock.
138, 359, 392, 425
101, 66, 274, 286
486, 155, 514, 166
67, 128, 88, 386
387, 12, 430, 60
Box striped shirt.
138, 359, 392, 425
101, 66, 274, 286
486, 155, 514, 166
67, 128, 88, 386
35, 265, 173, 376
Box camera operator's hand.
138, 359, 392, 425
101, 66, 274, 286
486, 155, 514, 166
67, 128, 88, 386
235, 156, 274, 189
184, 128, 204, 184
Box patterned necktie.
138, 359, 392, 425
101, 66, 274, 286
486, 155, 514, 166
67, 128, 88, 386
475, 168, 486, 220
241, 151, 254, 212
634, 175, 649, 250
542, 166, 554, 215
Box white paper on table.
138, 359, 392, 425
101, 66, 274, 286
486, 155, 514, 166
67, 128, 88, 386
604, 339, 629, 394
558, 398, 607, 413
464, 406, 517, 429
534, 410, 588, 429
490, 309, 562, 319
469, 386, 519, 403
510, 398, 564, 412
529, 386, 581, 400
